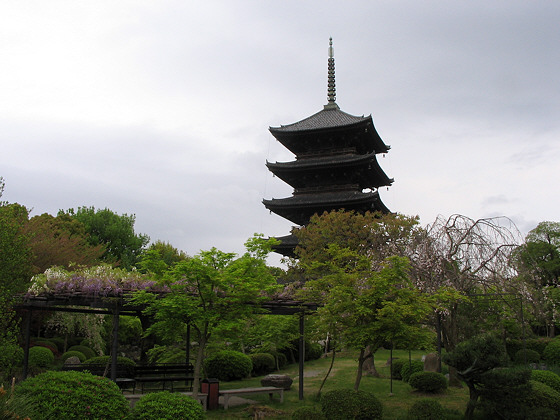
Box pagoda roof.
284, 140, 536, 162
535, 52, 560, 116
270, 105, 369, 133
266, 152, 393, 189
263, 190, 390, 226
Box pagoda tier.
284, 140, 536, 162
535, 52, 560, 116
269, 106, 390, 157
263, 38, 393, 257
263, 189, 389, 227
266, 152, 393, 190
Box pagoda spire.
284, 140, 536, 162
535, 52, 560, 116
325, 37, 339, 109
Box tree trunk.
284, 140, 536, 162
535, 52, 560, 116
464, 383, 479, 420
442, 305, 462, 387
362, 345, 380, 377
191, 331, 208, 399
317, 346, 336, 397
354, 348, 366, 391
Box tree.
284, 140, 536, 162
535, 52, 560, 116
0, 180, 33, 342
293, 211, 433, 391
132, 235, 278, 397
136, 241, 189, 278
412, 214, 521, 384
59, 206, 149, 270
513, 221, 560, 336
23, 213, 105, 274
444, 334, 530, 420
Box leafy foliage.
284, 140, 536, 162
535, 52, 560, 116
291, 406, 324, 420
514, 348, 541, 364
0, 342, 23, 381
531, 370, 560, 393
249, 353, 276, 376
67, 345, 96, 360
408, 371, 448, 393
543, 340, 560, 364
28, 346, 54, 368
136, 240, 189, 278
130, 391, 204, 420
406, 399, 445, 420
83, 356, 136, 377
401, 360, 424, 383
0, 384, 38, 420
15, 370, 129, 419
60, 206, 149, 269
523, 380, 560, 415
203, 350, 252, 381
390, 358, 407, 380
61, 350, 87, 363
320, 388, 382, 420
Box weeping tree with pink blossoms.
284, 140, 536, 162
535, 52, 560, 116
411, 214, 522, 386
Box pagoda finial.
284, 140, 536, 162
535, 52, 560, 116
326, 37, 338, 109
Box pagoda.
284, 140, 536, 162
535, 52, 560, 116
263, 38, 393, 256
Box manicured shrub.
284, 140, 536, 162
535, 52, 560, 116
131, 391, 204, 420
67, 344, 96, 360
15, 370, 129, 419
401, 360, 424, 382
515, 349, 541, 364
147, 344, 185, 364
250, 353, 276, 376
320, 389, 382, 420
506, 338, 552, 361
305, 342, 323, 361
0, 342, 23, 378
83, 355, 136, 377
204, 351, 252, 381
409, 371, 448, 393
275, 352, 288, 369
523, 380, 560, 413
292, 405, 324, 420
33, 339, 59, 355
28, 346, 54, 368
531, 370, 560, 393
48, 336, 66, 351
543, 340, 560, 365
61, 350, 87, 363
391, 358, 407, 380
407, 399, 445, 420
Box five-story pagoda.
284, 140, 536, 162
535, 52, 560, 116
263, 39, 393, 256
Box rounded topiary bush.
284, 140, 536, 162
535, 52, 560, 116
391, 359, 407, 380
67, 345, 96, 360
515, 349, 541, 364
61, 350, 87, 363
531, 370, 560, 393
48, 336, 65, 351
250, 353, 276, 376
407, 399, 445, 420
320, 389, 382, 420
292, 405, 324, 420
15, 370, 129, 419
204, 351, 252, 381
524, 380, 560, 413
275, 352, 288, 369
409, 371, 448, 393
131, 391, 204, 420
33, 339, 59, 355
29, 346, 54, 368
401, 360, 424, 382
543, 340, 560, 365
83, 355, 136, 377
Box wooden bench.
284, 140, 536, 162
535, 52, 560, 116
134, 363, 194, 393
219, 386, 284, 410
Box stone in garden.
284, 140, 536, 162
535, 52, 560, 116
64, 356, 81, 365
261, 374, 293, 390
424, 353, 439, 372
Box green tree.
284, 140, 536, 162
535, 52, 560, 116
132, 235, 278, 397
59, 206, 149, 270
137, 240, 189, 278
0, 179, 33, 342
444, 334, 530, 420
293, 211, 432, 391
23, 213, 105, 274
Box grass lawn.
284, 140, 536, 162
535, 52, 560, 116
205, 349, 469, 419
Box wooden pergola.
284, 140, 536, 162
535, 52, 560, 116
16, 292, 318, 400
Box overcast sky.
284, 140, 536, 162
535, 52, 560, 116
2, 1, 559, 266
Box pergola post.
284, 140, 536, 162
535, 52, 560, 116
298, 312, 305, 400
22, 309, 32, 379
111, 306, 120, 381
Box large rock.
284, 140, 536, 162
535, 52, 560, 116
260, 374, 293, 390
64, 356, 82, 365
424, 352, 440, 372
